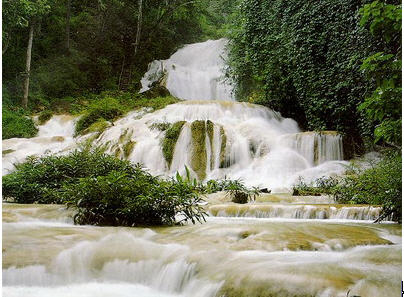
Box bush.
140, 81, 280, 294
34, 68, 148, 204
333, 150, 402, 222
2, 108, 38, 139
63, 170, 206, 226
75, 97, 124, 135
292, 150, 402, 222
2, 149, 207, 226
2, 149, 136, 204
38, 110, 53, 124
223, 179, 259, 204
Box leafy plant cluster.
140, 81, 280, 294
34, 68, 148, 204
358, 1, 401, 145
226, 0, 400, 154
173, 166, 260, 204
2, 107, 38, 139
2, 149, 206, 226
292, 150, 402, 222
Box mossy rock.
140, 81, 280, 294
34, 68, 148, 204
206, 120, 214, 168
191, 120, 207, 180
83, 118, 111, 135
219, 126, 228, 168
292, 189, 322, 196
231, 192, 249, 204
142, 85, 171, 99
123, 140, 136, 158
162, 121, 186, 167
38, 110, 53, 124
2, 149, 15, 156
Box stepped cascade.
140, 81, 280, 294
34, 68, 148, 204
2, 39, 347, 191
2, 39, 401, 297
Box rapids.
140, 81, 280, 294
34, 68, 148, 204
2, 39, 401, 297
2, 101, 347, 192
3, 203, 402, 297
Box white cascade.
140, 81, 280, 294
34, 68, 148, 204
140, 39, 234, 101
2, 39, 348, 192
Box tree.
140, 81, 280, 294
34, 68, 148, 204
358, 1, 402, 145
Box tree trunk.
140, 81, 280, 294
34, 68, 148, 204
22, 23, 34, 109
134, 0, 143, 57
66, 0, 71, 53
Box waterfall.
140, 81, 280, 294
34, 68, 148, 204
2, 40, 348, 192
140, 39, 234, 101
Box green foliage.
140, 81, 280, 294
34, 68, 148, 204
2, 149, 207, 226
84, 118, 111, 135
332, 150, 401, 222
3, 0, 229, 108
293, 150, 402, 222
358, 1, 401, 145
359, 0, 401, 43
38, 110, 53, 124
2, 108, 38, 139
75, 97, 123, 135
226, 0, 388, 150
2, 149, 136, 204
223, 179, 259, 204
162, 121, 186, 167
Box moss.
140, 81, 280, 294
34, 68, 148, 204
123, 140, 136, 158
114, 147, 122, 158
313, 134, 319, 165
75, 97, 123, 135
162, 121, 186, 167
83, 118, 110, 135
2, 149, 15, 156
218, 282, 316, 297
206, 120, 214, 168
38, 110, 53, 124
150, 122, 171, 131
191, 120, 207, 180
219, 126, 228, 168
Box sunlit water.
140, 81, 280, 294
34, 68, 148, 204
2, 39, 401, 297
3, 203, 401, 297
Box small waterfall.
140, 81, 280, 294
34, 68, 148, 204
140, 39, 234, 101
280, 132, 344, 165
209, 204, 382, 220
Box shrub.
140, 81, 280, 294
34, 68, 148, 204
333, 150, 401, 222
223, 179, 259, 204
292, 150, 402, 222
2, 108, 38, 139
63, 170, 206, 226
75, 97, 124, 135
2, 149, 207, 226
38, 110, 53, 124
2, 149, 137, 204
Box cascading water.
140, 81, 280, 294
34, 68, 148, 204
3, 39, 400, 297
140, 39, 234, 101
2, 39, 347, 192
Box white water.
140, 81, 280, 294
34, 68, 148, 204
4, 39, 398, 297
140, 39, 234, 101
3, 204, 402, 297
2, 115, 77, 175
